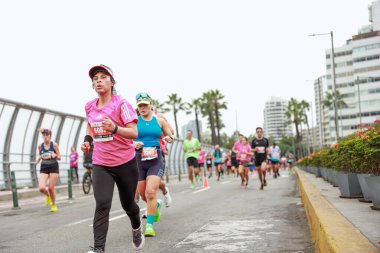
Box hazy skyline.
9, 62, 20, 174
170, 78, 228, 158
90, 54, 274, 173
0, 0, 375, 138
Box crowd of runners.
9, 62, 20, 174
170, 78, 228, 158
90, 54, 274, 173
35, 64, 295, 252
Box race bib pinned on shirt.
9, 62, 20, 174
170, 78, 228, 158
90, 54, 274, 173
41, 152, 52, 159
91, 122, 113, 142
141, 147, 158, 161
257, 147, 265, 153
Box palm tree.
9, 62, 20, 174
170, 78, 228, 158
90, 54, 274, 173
186, 98, 203, 142
285, 98, 303, 158
152, 99, 170, 114
300, 100, 311, 155
323, 91, 347, 138
166, 93, 187, 138
201, 92, 217, 144
210, 89, 227, 145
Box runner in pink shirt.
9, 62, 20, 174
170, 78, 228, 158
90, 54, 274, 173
235, 136, 253, 188
198, 148, 205, 178
81, 64, 144, 252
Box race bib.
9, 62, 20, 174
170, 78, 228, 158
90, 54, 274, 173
257, 147, 265, 153
91, 122, 113, 142
207, 160, 212, 164
141, 147, 158, 161
240, 154, 247, 160
41, 152, 52, 159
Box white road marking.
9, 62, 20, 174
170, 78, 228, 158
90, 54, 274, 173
66, 208, 125, 227
179, 189, 192, 194
221, 181, 232, 184
89, 208, 147, 227
192, 187, 210, 194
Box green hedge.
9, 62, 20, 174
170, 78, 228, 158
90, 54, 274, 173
297, 120, 380, 175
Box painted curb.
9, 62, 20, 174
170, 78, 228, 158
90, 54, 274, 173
295, 167, 379, 253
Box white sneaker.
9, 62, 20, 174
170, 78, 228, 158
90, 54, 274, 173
163, 187, 172, 207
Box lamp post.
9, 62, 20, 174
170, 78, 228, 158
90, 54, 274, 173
309, 31, 340, 141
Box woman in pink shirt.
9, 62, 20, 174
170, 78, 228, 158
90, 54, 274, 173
236, 136, 253, 188
81, 65, 144, 252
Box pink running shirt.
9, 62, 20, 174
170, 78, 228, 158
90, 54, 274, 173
198, 149, 205, 164
236, 144, 252, 163
85, 95, 138, 167
232, 141, 243, 160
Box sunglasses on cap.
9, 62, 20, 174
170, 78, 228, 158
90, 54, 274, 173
136, 92, 151, 100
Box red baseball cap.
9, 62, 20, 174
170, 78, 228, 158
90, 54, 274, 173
89, 64, 114, 79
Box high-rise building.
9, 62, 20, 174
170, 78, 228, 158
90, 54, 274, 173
181, 120, 202, 139
324, 0, 380, 143
263, 97, 293, 143
314, 76, 331, 148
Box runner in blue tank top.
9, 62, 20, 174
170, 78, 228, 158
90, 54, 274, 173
134, 92, 173, 238
35, 128, 61, 212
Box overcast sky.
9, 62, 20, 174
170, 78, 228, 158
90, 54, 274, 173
0, 0, 375, 138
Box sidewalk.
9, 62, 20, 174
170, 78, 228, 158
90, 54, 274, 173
295, 167, 380, 253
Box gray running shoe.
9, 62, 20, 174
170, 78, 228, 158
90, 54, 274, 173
87, 246, 104, 253
132, 225, 145, 251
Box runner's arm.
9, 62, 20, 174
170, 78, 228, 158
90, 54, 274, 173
35, 144, 42, 164
53, 143, 61, 160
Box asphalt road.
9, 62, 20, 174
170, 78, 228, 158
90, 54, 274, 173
0, 170, 313, 253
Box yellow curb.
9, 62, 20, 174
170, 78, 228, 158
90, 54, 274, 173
295, 167, 379, 253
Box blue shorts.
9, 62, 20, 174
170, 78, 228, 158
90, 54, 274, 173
136, 149, 164, 181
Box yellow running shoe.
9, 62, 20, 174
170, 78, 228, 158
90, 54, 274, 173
50, 205, 58, 212
46, 196, 52, 206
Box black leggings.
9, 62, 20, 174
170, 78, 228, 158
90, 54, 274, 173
92, 158, 140, 251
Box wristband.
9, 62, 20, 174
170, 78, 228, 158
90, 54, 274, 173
84, 135, 93, 144
112, 125, 118, 134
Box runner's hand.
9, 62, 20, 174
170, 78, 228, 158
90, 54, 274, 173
102, 117, 115, 132
82, 142, 90, 154
163, 136, 173, 143
135, 142, 144, 150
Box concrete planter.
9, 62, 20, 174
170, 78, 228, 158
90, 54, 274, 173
326, 168, 333, 184
320, 168, 328, 181
357, 174, 373, 202
315, 167, 322, 177
331, 170, 340, 187
365, 176, 380, 210
337, 173, 363, 198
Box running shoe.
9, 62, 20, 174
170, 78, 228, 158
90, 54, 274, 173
245, 182, 248, 188
45, 196, 52, 206
144, 224, 156, 237
260, 184, 264, 190
132, 225, 145, 251
189, 184, 195, 190
87, 246, 104, 253
154, 199, 162, 222
195, 175, 200, 184
50, 205, 58, 212
163, 187, 172, 207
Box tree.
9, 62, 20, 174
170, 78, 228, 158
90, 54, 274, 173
186, 98, 203, 142
285, 98, 304, 158
152, 99, 170, 114
210, 89, 227, 145
323, 90, 347, 141
200, 92, 217, 144
300, 100, 311, 155
165, 93, 187, 138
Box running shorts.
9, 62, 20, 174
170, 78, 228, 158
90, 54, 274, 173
136, 150, 164, 181
187, 157, 199, 168
40, 162, 59, 174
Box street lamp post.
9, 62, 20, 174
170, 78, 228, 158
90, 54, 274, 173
309, 31, 340, 141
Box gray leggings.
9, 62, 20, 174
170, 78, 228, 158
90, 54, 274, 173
92, 158, 140, 251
